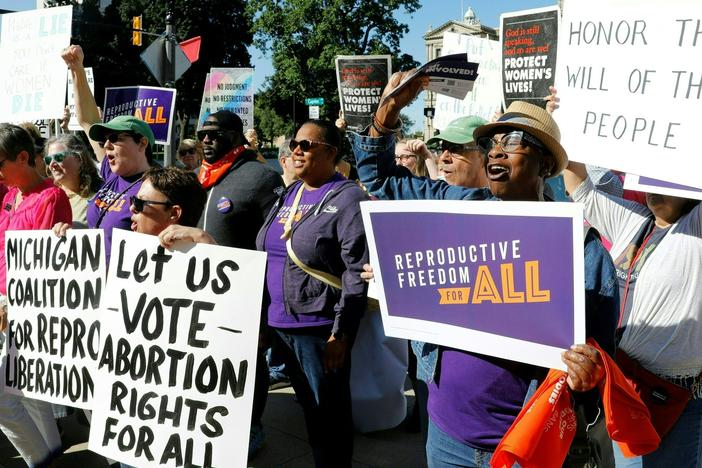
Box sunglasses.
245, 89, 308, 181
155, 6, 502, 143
437, 141, 482, 154
98, 132, 141, 148
130, 195, 172, 213
196, 129, 232, 142
476, 131, 548, 155
178, 148, 196, 156
288, 139, 335, 152
44, 151, 71, 165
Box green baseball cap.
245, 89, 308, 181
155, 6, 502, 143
427, 115, 487, 147
88, 115, 155, 150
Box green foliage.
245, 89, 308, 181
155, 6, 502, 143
254, 90, 295, 146
247, 0, 420, 132
44, 0, 253, 137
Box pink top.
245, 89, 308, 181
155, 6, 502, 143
0, 178, 72, 295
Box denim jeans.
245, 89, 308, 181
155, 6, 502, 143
0, 392, 61, 467
275, 326, 353, 468
612, 397, 702, 467
427, 420, 494, 468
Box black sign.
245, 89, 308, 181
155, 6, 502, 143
501, 7, 559, 108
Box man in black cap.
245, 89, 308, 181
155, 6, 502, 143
196, 110, 283, 458
196, 110, 283, 250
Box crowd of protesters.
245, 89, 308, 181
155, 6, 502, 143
0, 30, 698, 468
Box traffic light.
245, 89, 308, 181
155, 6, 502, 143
132, 15, 142, 46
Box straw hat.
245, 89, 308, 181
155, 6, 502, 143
473, 101, 568, 176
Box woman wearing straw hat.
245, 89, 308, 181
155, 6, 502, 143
348, 71, 619, 467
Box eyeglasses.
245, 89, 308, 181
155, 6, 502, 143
98, 132, 141, 148
44, 151, 71, 165
476, 131, 548, 155
196, 129, 232, 142
394, 154, 417, 162
130, 195, 173, 213
289, 139, 335, 152
439, 141, 482, 154
178, 148, 196, 156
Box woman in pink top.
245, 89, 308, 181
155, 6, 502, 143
0, 124, 72, 467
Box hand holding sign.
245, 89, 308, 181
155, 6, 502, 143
372, 71, 427, 137
561, 343, 605, 392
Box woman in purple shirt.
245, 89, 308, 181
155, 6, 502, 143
256, 120, 369, 468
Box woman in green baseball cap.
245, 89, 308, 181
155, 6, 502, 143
59, 45, 155, 263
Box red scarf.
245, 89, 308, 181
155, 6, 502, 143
198, 146, 245, 189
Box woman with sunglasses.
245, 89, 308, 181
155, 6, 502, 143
0, 123, 72, 467
349, 72, 619, 467
129, 166, 210, 242
176, 138, 203, 172
45, 134, 102, 228
255, 119, 369, 468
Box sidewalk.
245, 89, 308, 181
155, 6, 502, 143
0, 387, 427, 468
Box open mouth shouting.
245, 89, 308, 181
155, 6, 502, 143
487, 163, 509, 181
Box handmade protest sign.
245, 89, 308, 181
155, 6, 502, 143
361, 200, 584, 370
335, 55, 391, 131
501, 6, 559, 109
103, 86, 177, 145
434, 32, 501, 127
624, 175, 702, 201
3, 230, 105, 408
554, 0, 702, 189
88, 230, 266, 468
197, 68, 254, 130
380, 53, 479, 106
67, 67, 94, 131
0, 6, 73, 122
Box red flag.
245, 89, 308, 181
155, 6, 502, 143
179, 36, 201, 63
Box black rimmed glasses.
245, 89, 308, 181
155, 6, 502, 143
476, 130, 548, 155
288, 139, 335, 152
130, 195, 173, 213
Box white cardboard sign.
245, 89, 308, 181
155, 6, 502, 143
3, 230, 105, 408
434, 32, 502, 127
88, 230, 266, 468
554, 0, 702, 189
0, 6, 73, 122
67, 67, 94, 131
624, 175, 702, 201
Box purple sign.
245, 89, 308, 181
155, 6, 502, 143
362, 200, 585, 370
103, 86, 177, 145
638, 176, 702, 193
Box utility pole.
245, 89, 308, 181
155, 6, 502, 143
163, 0, 176, 167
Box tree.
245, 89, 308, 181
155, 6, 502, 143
45, 0, 253, 141
248, 0, 420, 134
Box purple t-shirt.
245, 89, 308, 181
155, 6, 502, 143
428, 349, 537, 450
86, 158, 144, 263
264, 176, 345, 328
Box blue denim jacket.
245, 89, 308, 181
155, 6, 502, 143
349, 131, 619, 383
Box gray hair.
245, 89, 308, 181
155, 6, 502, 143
278, 138, 292, 160
45, 133, 102, 196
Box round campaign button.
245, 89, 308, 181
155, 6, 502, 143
217, 197, 233, 214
